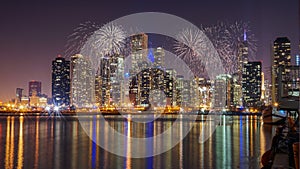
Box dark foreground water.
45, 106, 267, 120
0, 115, 275, 169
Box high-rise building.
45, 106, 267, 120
129, 34, 148, 106
175, 75, 184, 106
16, 88, 23, 103
95, 54, 125, 107
236, 31, 249, 107
130, 33, 148, 75
296, 54, 300, 66
277, 66, 300, 98
29, 81, 41, 97
52, 56, 70, 106
242, 61, 262, 107
181, 80, 191, 108
164, 69, 177, 106
263, 80, 272, 106
261, 72, 265, 102
150, 47, 166, 107
70, 54, 94, 108
214, 74, 231, 110
237, 31, 249, 83
153, 47, 165, 68
110, 55, 124, 107
230, 73, 242, 108
271, 37, 291, 103
95, 57, 111, 106
196, 77, 212, 110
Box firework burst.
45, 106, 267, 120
174, 22, 257, 75
78, 22, 127, 71
65, 21, 100, 58
226, 21, 257, 61
174, 27, 224, 78
174, 28, 205, 62
88, 22, 127, 56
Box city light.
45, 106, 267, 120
45, 106, 51, 111
54, 106, 59, 112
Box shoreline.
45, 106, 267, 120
0, 110, 262, 116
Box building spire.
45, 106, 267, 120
244, 29, 247, 41
243, 29, 247, 42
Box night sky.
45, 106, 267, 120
0, 0, 299, 102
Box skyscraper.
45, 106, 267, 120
153, 47, 165, 68
242, 61, 262, 107
296, 54, 299, 66
29, 81, 41, 97
271, 37, 291, 103
16, 88, 23, 103
129, 34, 148, 106
164, 69, 177, 106
52, 56, 70, 106
130, 33, 148, 75
231, 73, 242, 107
214, 74, 231, 110
70, 54, 94, 108
238, 31, 249, 83
110, 55, 124, 107
237, 31, 249, 107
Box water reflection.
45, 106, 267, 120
0, 115, 273, 169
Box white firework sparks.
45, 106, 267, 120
174, 22, 257, 75
203, 22, 237, 74
90, 22, 127, 56
174, 28, 205, 62
65, 21, 100, 58
226, 21, 257, 61
174, 27, 223, 77
78, 22, 127, 72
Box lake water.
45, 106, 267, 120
0, 115, 274, 169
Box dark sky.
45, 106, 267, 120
0, 0, 299, 102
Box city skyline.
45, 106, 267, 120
0, 0, 299, 102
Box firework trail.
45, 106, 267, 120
79, 22, 127, 57
174, 21, 257, 75
226, 21, 257, 60
203, 22, 237, 74
78, 22, 127, 72
174, 28, 205, 62
90, 22, 127, 56
205, 21, 257, 74
174, 27, 224, 78
65, 21, 100, 58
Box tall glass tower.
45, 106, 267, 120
70, 54, 94, 108
271, 37, 291, 103
52, 56, 70, 106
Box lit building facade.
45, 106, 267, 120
237, 32, 249, 83
214, 74, 231, 110
52, 56, 70, 106
164, 69, 176, 106
110, 55, 124, 107
29, 81, 41, 97
94, 54, 124, 107
16, 88, 23, 103
70, 54, 94, 108
128, 34, 148, 106
242, 61, 262, 107
277, 66, 300, 98
151, 47, 165, 107
130, 33, 148, 75
262, 80, 272, 106
272, 37, 291, 103
196, 78, 212, 110
153, 47, 165, 68
230, 73, 242, 108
